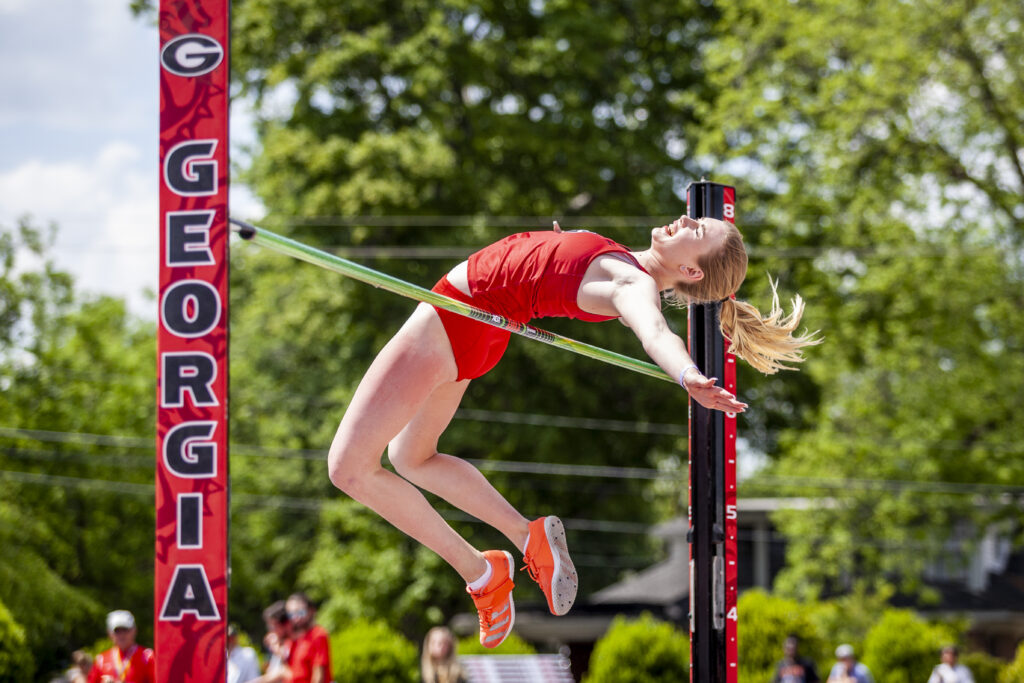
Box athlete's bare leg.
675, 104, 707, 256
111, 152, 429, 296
328, 303, 525, 582
388, 380, 530, 553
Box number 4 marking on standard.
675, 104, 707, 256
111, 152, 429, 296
727, 606, 738, 622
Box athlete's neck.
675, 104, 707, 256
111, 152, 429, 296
630, 249, 675, 291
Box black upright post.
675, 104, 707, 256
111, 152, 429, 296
686, 181, 735, 683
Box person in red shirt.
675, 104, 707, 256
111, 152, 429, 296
325, 219, 819, 646
87, 610, 155, 683
284, 593, 330, 683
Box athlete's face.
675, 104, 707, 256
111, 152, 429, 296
651, 216, 729, 276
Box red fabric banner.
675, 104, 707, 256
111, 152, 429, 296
156, 2, 229, 680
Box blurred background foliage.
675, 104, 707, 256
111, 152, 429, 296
1, 0, 1021, 677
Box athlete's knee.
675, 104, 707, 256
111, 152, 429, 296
327, 443, 375, 495
387, 437, 436, 478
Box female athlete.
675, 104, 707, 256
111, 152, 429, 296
327, 216, 818, 647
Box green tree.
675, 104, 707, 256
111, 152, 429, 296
698, 0, 1024, 597
735, 590, 827, 682
999, 642, 1024, 683
0, 220, 156, 672
962, 650, 1005, 683
329, 620, 419, 683
861, 610, 956, 683
298, 499, 464, 637
585, 612, 688, 683
0, 600, 34, 683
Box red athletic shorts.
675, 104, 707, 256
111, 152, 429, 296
430, 276, 512, 381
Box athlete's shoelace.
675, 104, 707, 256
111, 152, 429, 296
521, 554, 542, 583
472, 583, 508, 629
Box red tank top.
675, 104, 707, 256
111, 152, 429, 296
467, 231, 647, 322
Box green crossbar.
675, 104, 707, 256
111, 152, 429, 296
230, 219, 674, 383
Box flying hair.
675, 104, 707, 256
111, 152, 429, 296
666, 220, 821, 374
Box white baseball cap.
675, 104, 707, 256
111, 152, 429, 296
107, 610, 136, 631
835, 644, 855, 659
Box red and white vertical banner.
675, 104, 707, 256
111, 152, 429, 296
156, 2, 229, 681
723, 180, 739, 683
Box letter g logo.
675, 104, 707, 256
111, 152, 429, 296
161, 34, 224, 77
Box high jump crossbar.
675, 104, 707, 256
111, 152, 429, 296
230, 218, 674, 384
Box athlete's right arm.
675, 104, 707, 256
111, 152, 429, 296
609, 273, 747, 413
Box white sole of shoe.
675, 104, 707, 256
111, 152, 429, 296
544, 516, 578, 616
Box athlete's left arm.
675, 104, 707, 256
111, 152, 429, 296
607, 268, 747, 413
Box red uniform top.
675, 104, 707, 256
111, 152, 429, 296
287, 624, 331, 683
467, 231, 647, 323
87, 645, 155, 683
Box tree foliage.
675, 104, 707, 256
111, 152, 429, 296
584, 612, 688, 683
698, 0, 1024, 597
0, 220, 157, 675
0, 599, 34, 683
328, 619, 419, 683
734, 589, 827, 682
861, 609, 956, 683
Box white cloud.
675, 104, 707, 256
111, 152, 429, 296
0, 0, 263, 320
0, 141, 158, 316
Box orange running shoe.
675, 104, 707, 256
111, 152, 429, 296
467, 550, 516, 649
523, 516, 578, 616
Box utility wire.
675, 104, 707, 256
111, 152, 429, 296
0, 470, 996, 556
3, 428, 1024, 493
0, 469, 650, 534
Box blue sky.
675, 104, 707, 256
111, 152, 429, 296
0, 0, 259, 317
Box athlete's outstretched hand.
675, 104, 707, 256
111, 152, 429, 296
552, 220, 562, 233
682, 367, 747, 414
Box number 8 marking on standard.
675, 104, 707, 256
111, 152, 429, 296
723, 203, 735, 220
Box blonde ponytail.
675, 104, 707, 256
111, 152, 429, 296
719, 276, 821, 374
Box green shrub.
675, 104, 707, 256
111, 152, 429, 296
998, 641, 1024, 683
861, 609, 955, 683
330, 619, 418, 683
458, 631, 537, 655
736, 589, 827, 681
961, 650, 1005, 683
0, 600, 34, 683
585, 613, 688, 683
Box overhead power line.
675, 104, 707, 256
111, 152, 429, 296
4, 427, 1024, 494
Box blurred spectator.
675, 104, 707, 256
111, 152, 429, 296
421, 626, 467, 683
285, 593, 331, 683
250, 601, 292, 683
262, 600, 291, 674
65, 650, 92, 683
772, 634, 820, 683
227, 623, 262, 683
927, 645, 975, 683
87, 610, 155, 683
826, 644, 874, 683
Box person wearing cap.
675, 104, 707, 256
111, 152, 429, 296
826, 644, 874, 683
227, 624, 262, 683
927, 645, 975, 683
87, 610, 155, 683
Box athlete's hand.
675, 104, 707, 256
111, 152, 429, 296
682, 367, 747, 413
552, 220, 562, 233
